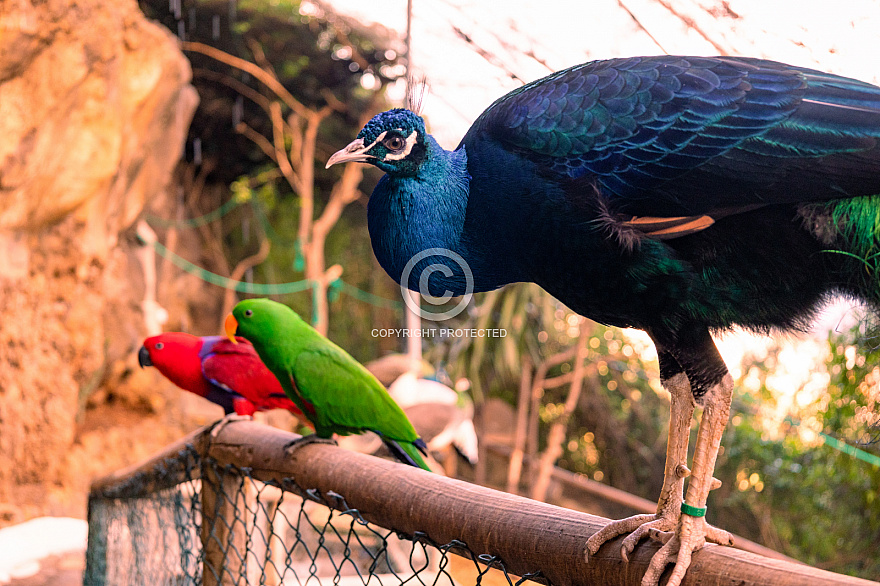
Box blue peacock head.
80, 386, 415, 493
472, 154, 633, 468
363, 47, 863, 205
326, 109, 428, 176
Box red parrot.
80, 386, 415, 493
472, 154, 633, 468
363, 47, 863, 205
138, 332, 309, 424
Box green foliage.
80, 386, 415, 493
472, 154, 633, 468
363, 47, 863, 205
554, 323, 668, 494
426, 284, 553, 403
712, 324, 880, 579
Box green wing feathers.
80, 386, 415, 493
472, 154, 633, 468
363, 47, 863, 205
292, 348, 422, 441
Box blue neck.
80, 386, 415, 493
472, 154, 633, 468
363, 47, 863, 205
368, 136, 474, 295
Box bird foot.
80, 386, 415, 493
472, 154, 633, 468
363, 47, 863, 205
209, 413, 253, 439
639, 514, 733, 586
586, 507, 683, 564
585, 505, 732, 568
283, 434, 338, 455
585, 513, 657, 562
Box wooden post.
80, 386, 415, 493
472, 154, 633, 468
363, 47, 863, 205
83, 496, 109, 586
200, 458, 246, 586
265, 495, 284, 586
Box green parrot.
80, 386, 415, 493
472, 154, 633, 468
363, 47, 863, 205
225, 298, 431, 471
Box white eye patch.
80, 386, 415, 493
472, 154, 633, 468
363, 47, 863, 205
383, 131, 419, 161
361, 130, 388, 154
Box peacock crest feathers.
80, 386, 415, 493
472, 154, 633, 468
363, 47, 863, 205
354, 109, 428, 175
357, 109, 425, 144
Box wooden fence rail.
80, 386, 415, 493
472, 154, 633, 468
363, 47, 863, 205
89, 420, 880, 586
483, 443, 794, 563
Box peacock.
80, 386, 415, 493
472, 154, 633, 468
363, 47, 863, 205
326, 55, 880, 585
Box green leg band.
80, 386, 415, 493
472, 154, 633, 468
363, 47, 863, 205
681, 503, 707, 517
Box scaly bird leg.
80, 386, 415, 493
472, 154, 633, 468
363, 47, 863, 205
620, 371, 694, 560
640, 374, 734, 586
586, 358, 694, 562
283, 434, 338, 454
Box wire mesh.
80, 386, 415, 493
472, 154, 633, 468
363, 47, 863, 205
85, 445, 544, 586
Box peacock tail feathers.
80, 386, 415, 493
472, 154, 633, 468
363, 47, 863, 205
803, 195, 880, 305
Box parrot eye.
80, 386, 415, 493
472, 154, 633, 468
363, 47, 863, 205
244, 309, 253, 317
154, 342, 164, 350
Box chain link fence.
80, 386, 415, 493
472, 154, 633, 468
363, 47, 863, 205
85, 440, 539, 586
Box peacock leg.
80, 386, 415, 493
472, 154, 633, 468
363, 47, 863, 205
586, 352, 693, 561
640, 372, 734, 586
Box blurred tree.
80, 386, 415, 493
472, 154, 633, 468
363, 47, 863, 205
713, 323, 880, 579
427, 285, 667, 497
139, 0, 405, 345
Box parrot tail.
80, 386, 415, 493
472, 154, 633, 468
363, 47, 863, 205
382, 437, 432, 471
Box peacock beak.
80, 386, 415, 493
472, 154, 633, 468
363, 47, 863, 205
326, 138, 374, 168
224, 314, 239, 344
137, 346, 152, 368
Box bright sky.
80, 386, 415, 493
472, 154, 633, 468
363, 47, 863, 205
323, 0, 880, 146
320, 0, 880, 430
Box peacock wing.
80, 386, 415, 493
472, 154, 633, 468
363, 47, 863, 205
468, 55, 880, 217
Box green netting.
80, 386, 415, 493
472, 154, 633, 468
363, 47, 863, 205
84, 447, 543, 586
138, 231, 405, 309
145, 196, 246, 228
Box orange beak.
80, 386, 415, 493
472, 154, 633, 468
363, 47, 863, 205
224, 314, 239, 344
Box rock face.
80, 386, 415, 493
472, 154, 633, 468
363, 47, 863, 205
0, 0, 198, 253
0, 0, 197, 521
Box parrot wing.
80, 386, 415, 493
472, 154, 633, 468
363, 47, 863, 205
202, 339, 302, 416
291, 347, 420, 443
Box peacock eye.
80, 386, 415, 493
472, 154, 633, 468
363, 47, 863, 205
244, 309, 253, 317
155, 342, 164, 350
384, 136, 405, 151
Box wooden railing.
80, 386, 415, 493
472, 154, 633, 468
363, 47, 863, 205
87, 420, 880, 586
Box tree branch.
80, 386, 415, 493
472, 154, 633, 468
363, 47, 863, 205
532, 324, 591, 501
192, 68, 274, 114
268, 102, 303, 195
235, 122, 279, 164
181, 41, 310, 118
220, 236, 272, 329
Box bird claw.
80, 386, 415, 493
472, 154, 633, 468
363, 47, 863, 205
640, 514, 706, 586
586, 508, 731, 585
209, 413, 253, 439
645, 527, 673, 545
619, 516, 676, 562
283, 434, 338, 455
585, 514, 655, 563
705, 523, 734, 546
637, 513, 731, 586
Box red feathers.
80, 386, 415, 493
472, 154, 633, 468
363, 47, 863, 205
139, 332, 308, 425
